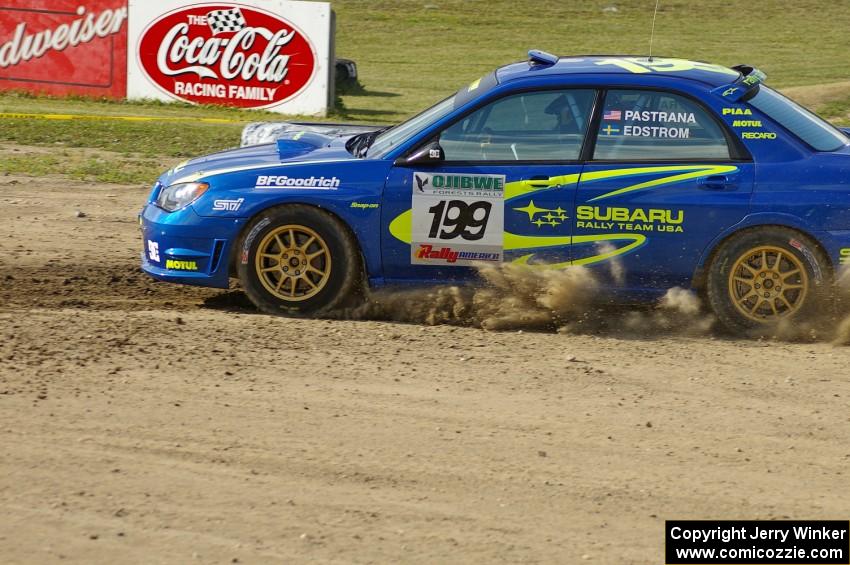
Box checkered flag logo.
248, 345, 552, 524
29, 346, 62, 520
207, 7, 247, 35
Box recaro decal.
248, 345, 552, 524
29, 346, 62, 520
741, 132, 777, 140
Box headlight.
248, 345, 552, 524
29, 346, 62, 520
155, 182, 209, 212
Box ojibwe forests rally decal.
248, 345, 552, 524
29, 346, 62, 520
137, 4, 317, 108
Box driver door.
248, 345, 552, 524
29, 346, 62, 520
381, 88, 597, 281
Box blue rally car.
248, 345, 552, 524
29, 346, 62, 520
140, 51, 850, 332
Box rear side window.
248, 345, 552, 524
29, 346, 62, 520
749, 86, 848, 152
439, 89, 595, 161
594, 89, 731, 160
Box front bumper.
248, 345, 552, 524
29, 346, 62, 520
139, 203, 245, 289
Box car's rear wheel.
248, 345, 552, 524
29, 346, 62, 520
237, 205, 362, 314
706, 227, 829, 333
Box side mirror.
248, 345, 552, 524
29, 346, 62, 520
396, 141, 444, 166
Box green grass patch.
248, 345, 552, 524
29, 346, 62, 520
815, 97, 850, 125
0, 153, 166, 185
1, 117, 245, 158
334, 0, 850, 121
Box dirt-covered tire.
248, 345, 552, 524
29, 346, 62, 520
236, 205, 362, 315
706, 226, 830, 334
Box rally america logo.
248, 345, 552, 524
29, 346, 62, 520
136, 3, 317, 108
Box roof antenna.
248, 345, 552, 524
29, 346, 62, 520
648, 0, 660, 62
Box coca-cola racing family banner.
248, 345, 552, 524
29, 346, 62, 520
0, 0, 334, 115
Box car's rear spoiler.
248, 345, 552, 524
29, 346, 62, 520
711, 65, 767, 103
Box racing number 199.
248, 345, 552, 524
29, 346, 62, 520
428, 200, 491, 241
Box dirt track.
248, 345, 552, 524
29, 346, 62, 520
2, 167, 850, 564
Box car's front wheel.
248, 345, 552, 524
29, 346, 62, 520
237, 205, 362, 314
706, 227, 829, 333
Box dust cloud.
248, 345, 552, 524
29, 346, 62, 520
333, 261, 715, 337
332, 262, 850, 343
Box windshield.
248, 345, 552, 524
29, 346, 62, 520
366, 96, 455, 158
366, 71, 500, 158
749, 86, 849, 152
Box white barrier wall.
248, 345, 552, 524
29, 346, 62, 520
127, 0, 333, 115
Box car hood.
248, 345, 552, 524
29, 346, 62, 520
159, 130, 369, 187
241, 121, 381, 147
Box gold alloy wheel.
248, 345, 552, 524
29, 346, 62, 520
254, 225, 332, 302
728, 245, 809, 323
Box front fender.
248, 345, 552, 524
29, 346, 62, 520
190, 160, 392, 280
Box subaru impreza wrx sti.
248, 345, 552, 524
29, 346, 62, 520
140, 50, 850, 332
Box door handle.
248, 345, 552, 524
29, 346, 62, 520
525, 175, 558, 188
697, 175, 737, 191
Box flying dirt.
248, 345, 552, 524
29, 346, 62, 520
2, 160, 850, 563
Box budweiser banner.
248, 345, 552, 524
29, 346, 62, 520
128, 0, 333, 115
0, 0, 129, 98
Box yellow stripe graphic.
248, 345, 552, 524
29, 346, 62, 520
511, 233, 646, 269
582, 164, 738, 201
0, 112, 243, 124
389, 209, 644, 268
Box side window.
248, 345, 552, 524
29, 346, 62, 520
594, 89, 731, 160
439, 90, 595, 161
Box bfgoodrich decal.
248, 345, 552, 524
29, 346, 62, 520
255, 175, 340, 189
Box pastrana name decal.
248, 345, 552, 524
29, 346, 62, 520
624, 110, 697, 124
